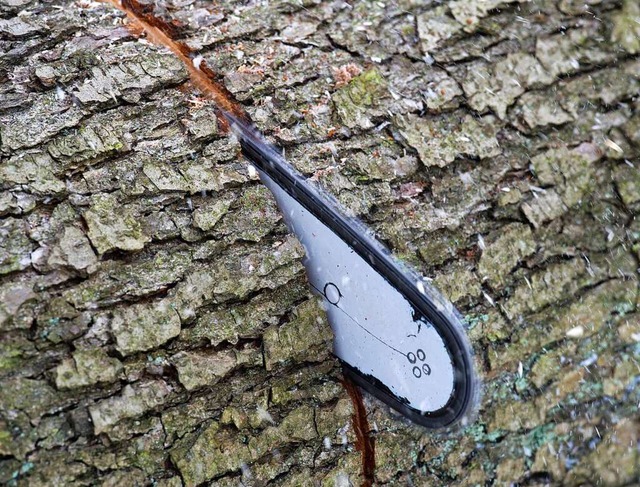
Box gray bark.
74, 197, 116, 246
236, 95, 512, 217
0, 0, 639, 485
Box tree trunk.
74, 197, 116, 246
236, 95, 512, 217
1, 0, 638, 485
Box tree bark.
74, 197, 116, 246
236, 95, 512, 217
1, 0, 639, 485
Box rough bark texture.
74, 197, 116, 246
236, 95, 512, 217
1, 0, 639, 486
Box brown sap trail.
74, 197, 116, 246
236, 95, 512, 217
342, 378, 376, 487
102, 0, 249, 128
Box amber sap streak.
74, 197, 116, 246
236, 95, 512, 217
104, 0, 248, 123
343, 377, 376, 487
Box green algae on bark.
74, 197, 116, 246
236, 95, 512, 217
332, 68, 389, 130
0, 0, 638, 485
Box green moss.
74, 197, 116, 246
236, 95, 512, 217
418, 229, 463, 266
433, 264, 481, 303
614, 163, 640, 206
0, 353, 22, 372
477, 223, 535, 287
344, 69, 385, 106
332, 68, 388, 129
531, 351, 562, 388
612, 0, 640, 54
263, 298, 332, 370
0, 336, 27, 372
0, 428, 12, 445
0, 218, 34, 275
